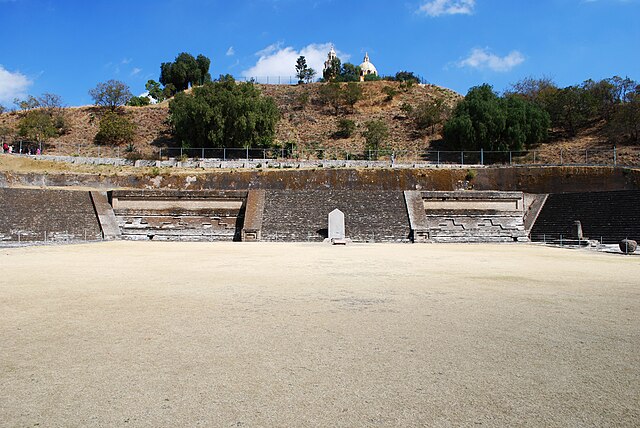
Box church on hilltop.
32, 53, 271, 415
358, 53, 378, 81
323, 47, 379, 81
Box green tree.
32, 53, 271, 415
18, 110, 57, 144
608, 85, 640, 143
145, 80, 165, 103
295, 56, 317, 83
89, 80, 132, 111
336, 63, 361, 82
323, 56, 341, 81
169, 77, 280, 148
94, 111, 136, 145
364, 73, 381, 82
443, 84, 549, 151
362, 119, 389, 158
127, 96, 151, 107
0, 104, 5, 114
160, 52, 212, 92
394, 71, 420, 83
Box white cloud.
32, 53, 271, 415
242, 42, 350, 78
0, 65, 32, 104
457, 48, 525, 72
418, 0, 475, 16
226, 47, 235, 56
130, 67, 142, 76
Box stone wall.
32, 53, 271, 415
3, 166, 640, 194
530, 190, 640, 243
406, 191, 528, 243
261, 190, 411, 242
0, 188, 102, 242
111, 190, 247, 241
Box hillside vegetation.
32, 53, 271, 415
0, 81, 460, 157
0, 76, 637, 162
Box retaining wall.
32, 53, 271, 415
530, 190, 640, 243
0, 188, 102, 242
261, 190, 411, 242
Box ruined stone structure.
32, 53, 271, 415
0, 188, 102, 242
259, 190, 411, 242
405, 191, 528, 243
530, 190, 640, 243
1, 184, 639, 246
111, 190, 247, 241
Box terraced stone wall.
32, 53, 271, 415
260, 190, 411, 242
0, 188, 102, 242
530, 190, 640, 243
111, 190, 247, 241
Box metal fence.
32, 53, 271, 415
153, 146, 639, 167
232, 75, 430, 85
16, 143, 640, 168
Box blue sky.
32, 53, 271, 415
0, 0, 638, 106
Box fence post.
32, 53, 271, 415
560, 149, 563, 165
533, 150, 536, 164
480, 148, 484, 166
613, 146, 617, 166
202, 148, 205, 159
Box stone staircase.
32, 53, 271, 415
111, 190, 247, 241
0, 188, 102, 242
260, 190, 411, 242
530, 190, 640, 243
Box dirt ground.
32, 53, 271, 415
1, 242, 638, 427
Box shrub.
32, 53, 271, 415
335, 119, 356, 138
94, 111, 136, 145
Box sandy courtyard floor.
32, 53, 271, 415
1, 242, 639, 427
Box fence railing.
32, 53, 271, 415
12, 145, 640, 168
232, 75, 430, 85
153, 146, 639, 167
529, 233, 639, 249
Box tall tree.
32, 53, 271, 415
169, 77, 280, 149
443, 84, 549, 151
160, 52, 212, 92
295, 56, 309, 84
88, 80, 132, 111
145, 80, 165, 103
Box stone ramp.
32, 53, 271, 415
261, 190, 411, 242
0, 188, 102, 242
530, 190, 640, 243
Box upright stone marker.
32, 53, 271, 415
327, 209, 348, 244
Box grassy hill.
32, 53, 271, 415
0, 80, 633, 163
0, 81, 460, 157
